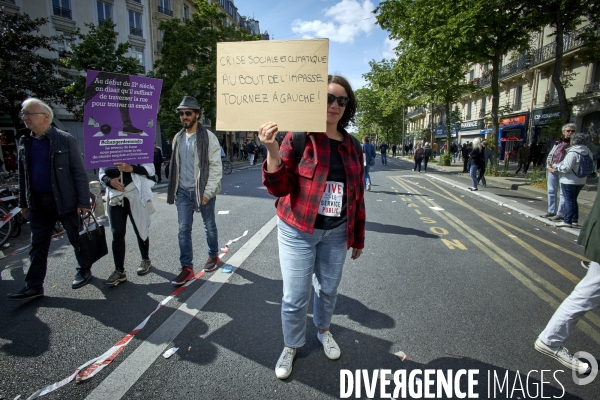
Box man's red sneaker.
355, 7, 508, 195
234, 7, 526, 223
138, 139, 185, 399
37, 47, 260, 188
171, 266, 194, 286
203, 257, 220, 272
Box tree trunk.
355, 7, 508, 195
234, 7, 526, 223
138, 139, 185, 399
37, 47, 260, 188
551, 13, 570, 123
490, 52, 501, 165
445, 101, 452, 164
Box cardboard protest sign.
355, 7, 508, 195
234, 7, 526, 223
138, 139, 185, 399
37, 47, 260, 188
216, 39, 329, 132
83, 70, 162, 169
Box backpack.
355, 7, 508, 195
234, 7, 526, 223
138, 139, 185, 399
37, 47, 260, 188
292, 132, 362, 163
572, 151, 594, 178
551, 142, 569, 165
424, 147, 432, 157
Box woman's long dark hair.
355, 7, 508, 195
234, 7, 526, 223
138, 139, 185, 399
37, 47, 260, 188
328, 75, 357, 130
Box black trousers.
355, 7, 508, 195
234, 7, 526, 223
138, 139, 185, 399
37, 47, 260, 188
154, 162, 162, 181
26, 193, 88, 288
423, 156, 429, 171
107, 197, 149, 271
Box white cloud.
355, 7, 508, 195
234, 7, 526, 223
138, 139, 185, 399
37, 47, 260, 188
291, 0, 376, 44
382, 37, 399, 60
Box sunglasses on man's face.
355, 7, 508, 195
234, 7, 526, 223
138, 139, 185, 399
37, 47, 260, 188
178, 111, 194, 117
565, 130, 575, 132
327, 93, 349, 107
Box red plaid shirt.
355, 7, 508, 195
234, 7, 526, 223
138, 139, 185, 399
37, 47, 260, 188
262, 131, 365, 249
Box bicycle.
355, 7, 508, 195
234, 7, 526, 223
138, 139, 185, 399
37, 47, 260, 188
222, 157, 233, 175
0, 186, 22, 246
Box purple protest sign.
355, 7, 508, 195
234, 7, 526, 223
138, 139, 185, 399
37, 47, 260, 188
83, 70, 163, 169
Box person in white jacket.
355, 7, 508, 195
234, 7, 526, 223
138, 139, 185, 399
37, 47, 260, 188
100, 162, 156, 285
166, 96, 223, 285
549, 133, 591, 228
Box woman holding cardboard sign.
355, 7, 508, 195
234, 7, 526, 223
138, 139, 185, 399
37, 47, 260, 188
259, 75, 365, 380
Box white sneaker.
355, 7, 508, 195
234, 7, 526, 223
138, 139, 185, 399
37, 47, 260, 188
534, 338, 590, 374
275, 347, 296, 379
366, 183, 371, 191
317, 331, 341, 360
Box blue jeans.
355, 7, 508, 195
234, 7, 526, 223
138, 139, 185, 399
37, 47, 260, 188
469, 164, 478, 188
277, 218, 348, 348
176, 188, 219, 267
381, 153, 387, 164
560, 183, 584, 224
547, 172, 565, 216
539, 261, 600, 347
364, 164, 371, 188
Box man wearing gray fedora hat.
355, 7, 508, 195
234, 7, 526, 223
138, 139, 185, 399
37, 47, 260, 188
167, 96, 223, 285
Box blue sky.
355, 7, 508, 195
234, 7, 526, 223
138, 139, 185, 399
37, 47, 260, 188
234, 0, 398, 90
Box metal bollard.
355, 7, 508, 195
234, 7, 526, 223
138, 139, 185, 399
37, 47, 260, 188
89, 181, 105, 217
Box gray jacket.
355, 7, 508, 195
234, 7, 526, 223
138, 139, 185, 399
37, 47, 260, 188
18, 126, 90, 214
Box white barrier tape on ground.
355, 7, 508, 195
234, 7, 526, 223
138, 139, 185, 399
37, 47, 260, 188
0, 207, 21, 228
26, 229, 249, 399
0, 195, 17, 202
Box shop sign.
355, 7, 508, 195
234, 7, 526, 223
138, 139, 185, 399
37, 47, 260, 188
435, 124, 459, 137
532, 108, 561, 126
460, 119, 483, 131
499, 114, 527, 126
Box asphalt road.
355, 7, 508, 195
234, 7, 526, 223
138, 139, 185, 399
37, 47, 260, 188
0, 158, 598, 400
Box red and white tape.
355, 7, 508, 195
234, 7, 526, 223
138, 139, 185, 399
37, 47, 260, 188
0, 206, 21, 229
26, 229, 248, 399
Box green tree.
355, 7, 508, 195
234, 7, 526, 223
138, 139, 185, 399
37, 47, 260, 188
377, 0, 534, 161
521, 0, 600, 123
152, 0, 259, 140
0, 10, 74, 133
60, 19, 144, 120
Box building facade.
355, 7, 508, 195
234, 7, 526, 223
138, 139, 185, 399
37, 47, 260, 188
406, 22, 599, 157
0, 0, 268, 162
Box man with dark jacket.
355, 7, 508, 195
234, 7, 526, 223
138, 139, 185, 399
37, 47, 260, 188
8, 98, 92, 300
461, 143, 470, 172
534, 187, 599, 375
153, 143, 164, 182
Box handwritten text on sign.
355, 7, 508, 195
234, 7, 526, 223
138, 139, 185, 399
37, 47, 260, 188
216, 39, 329, 132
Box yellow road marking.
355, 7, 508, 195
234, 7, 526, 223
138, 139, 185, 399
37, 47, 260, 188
390, 176, 600, 343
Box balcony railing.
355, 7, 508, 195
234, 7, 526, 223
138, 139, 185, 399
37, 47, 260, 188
158, 6, 173, 16
530, 27, 586, 66
407, 106, 426, 118
500, 55, 529, 79
466, 114, 472, 121
156, 41, 163, 52
479, 110, 486, 118
513, 102, 522, 111
576, 82, 600, 98
129, 0, 141, 3
0, 0, 16, 4
475, 26, 590, 88
53, 5, 72, 19
130, 27, 143, 37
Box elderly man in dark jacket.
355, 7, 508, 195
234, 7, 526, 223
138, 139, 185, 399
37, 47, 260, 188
8, 98, 92, 301
534, 188, 600, 374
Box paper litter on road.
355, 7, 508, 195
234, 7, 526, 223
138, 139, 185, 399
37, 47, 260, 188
377, 200, 383, 202
221, 265, 233, 274
528, 201, 534, 203
218, 210, 229, 215
536, 197, 543, 199
509, 235, 517, 238
392, 201, 396, 203
163, 347, 178, 359
235, 186, 240, 188
394, 351, 408, 361
429, 207, 444, 211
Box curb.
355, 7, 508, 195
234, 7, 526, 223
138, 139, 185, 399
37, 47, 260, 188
427, 174, 582, 237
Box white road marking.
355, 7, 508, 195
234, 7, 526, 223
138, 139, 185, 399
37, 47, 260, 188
85, 215, 278, 400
